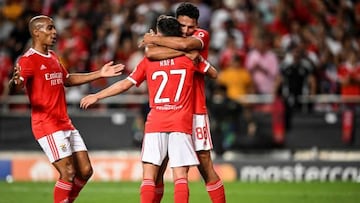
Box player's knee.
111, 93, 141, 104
197, 150, 211, 162
79, 164, 93, 180
59, 166, 76, 182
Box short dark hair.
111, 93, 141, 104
175, 2, 199, 20
156, 15, 182, 37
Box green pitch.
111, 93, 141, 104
0, 181, 359, 203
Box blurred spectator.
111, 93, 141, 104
217, 54, 254, 102
125, 46, 147, 95
7, 14, 31, 61
278, 42, 317, 130
245, 31, 279, 95
52, 6, 71, 35
131, 4, 151, 39
337, 48, 360, 97
337, 48, 360, 145
316, 46, 339, 95
217, 54, 256, 139
1, 0, 24, 22
57, 26, 89, 72
218, 35, 245, 69
210, 2, 244, 51
0, 47, 13, 100
255, 0, 277, 25
208, 84, 241, 154
115, 37, 135, 72
0, 12, 15, 42
189, 0, 212, 30
278, 20, 301, 53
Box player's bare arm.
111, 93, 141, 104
143, 34, 202, 51
184, 51, 217, 79
145, 45, 185, 61
8, 64, 24, 93
80, 79, 133, 109
202, 58, 218, 79
64, 61, 124, 87
206, 64, 218, 79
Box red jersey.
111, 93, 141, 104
192, 28, 210, 114
19, 48, 75, 139
337, 63, 360, 95
128, 56, 210, 134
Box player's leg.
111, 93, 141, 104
52, 157, 75, 203
141, 162, 160, 203
168, 132, 199, 203
197, 150, 219, 182
67, 130, 93, 203
197, 150, 225, 203
141, 132, 168, 203
38, 131, 75, 203
193, 114, 226, 203
68, 151, 93, 202
154, 156, 168, 203
172, 166, 190, 203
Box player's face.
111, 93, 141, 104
36, 19, 57, 46
177, 15, 197, 37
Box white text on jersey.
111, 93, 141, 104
45, 72, 63, 86
159, 59, 175, 66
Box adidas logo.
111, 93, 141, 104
40, 65, 47, 70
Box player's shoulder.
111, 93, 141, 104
195, 28, 209, 33
194, 28, 209, 36
48, 50, 60, 59
18, 49, 35, 65
48, 49, 57, 55
21, 48, 37, 58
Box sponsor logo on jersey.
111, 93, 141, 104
44, 72, 63, 86
40, 65, 47, 70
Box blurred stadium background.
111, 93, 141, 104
1, 0, 360, 190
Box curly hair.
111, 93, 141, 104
175, 2, 199, 20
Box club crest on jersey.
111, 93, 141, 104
159, 59, 175, 66
59, 144, 67, 152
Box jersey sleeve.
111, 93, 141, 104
192, 29, 210, 50
127, 58, 146, 86
18, 57, 34, 85
196, 59, 210, 74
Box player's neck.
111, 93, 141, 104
32, 44, 49, 55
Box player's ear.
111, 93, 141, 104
32, 29, 39, 38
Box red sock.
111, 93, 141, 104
68, 177, 87, 203
174, 178, 189, 203
154, 183, 164, 203
54, 179, 72, 203
206, 180, 226, 203
342, 110, 354, 144
140, 179, 156, 203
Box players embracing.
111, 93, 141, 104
142, 2, 226, 203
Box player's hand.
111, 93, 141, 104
138, 29, 155, 48
80, 94, 98, 109
100, 61, 125, 77
11, 64, 24, 85
185, 50, 200, 64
